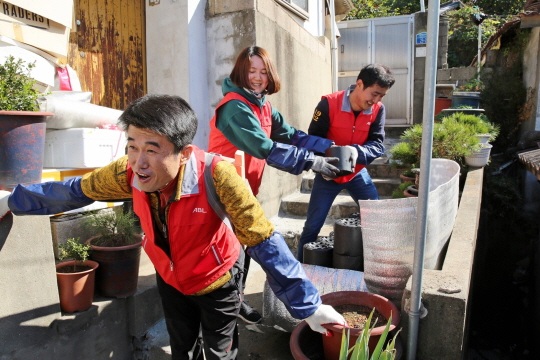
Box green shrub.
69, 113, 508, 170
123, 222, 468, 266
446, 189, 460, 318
390, 120, 481, 168
391, 181, 414, 199
83, 207, 140, 247
0, 56, 40, 111
58, 238, 91, 272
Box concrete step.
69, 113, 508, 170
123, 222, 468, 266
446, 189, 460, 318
145, 319, 172, 360
300, 171, 401, 197
279, 192, 359, 219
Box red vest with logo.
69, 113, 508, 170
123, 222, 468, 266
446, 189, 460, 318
208, 92, 272, 195
323, 90, 381, 184
130, 146, 241, 295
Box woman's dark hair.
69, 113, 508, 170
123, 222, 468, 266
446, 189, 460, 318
357, 64, 395, 89
229, 46, 281, 94
118, 94, 198, 154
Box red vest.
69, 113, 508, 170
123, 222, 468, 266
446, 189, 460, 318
208, 92, 272, 195
130, 146, 241, 295
323, 91, 381, 184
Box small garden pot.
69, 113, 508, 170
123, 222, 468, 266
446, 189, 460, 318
325, 146, 355, 176
451, 91, 481, 109
0, 111, 53, 190
56, 260, 99, 313
320, 291, 400, 360
87, 235, 143, 298
399, 172, 415, 183
465, 144, 492, 168
476, 134, 491, 144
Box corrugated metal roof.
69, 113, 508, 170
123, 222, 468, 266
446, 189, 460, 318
518, 148, 540, 179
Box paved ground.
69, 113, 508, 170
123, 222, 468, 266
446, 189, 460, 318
237, 260, 295, 360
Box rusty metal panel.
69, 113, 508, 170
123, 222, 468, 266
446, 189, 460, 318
68, 0, 146, 110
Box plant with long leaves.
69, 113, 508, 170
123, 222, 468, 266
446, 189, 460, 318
339, 308, 401, 360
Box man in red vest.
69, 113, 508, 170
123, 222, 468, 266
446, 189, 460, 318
0, 94, 346, 360
297, 64, 396, 262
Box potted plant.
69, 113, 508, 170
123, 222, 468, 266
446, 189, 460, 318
0, 56, 53, 190
56, 238, 99, 313
83, 206, 143, 298
290, 291, 401, 360
451, 78, 483, 109
390, 119, 481, 170
338, 308, 401, 360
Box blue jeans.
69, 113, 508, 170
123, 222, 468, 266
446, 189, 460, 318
297, 168, 379, 262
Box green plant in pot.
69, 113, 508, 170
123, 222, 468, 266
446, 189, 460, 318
339, 308, 401, 360
56, 238, 99, 313
83, 206, 143, 298
390, 119, 481, 170
0, 56, 53, 190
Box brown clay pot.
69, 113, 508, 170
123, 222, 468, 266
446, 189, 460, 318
56, 260, 99, 313
399, 173, 416, 183
87, 235, 143, 298
320, 291, 400, 360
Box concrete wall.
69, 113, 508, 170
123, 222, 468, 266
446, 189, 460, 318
412, 11, 451, 125
145, 0, 210, 149
207, 0, 332, 217
401, 167, 484, 359
523, 26, 540, 133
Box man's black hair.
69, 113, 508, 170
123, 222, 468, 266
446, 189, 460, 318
118, 94, 198, 154
357, 64, 395, 89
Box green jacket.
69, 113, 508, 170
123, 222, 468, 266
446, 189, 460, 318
214, 78, 297, 159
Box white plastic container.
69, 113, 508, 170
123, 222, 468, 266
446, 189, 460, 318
465, 144, 492, 167
44, 128, 126, 168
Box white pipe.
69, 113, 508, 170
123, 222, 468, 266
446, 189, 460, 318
406, 0, 440, 359
329, 0, 338, 92
420, 0, 425, 12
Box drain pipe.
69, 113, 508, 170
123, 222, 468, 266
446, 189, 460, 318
406, 0, 440, 359
329, 0, 338, 92
420, 0, 425, 12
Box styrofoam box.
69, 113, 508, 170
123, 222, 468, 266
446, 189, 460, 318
44, 128, 126, 168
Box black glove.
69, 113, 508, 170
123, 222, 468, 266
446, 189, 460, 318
311, 156, 339, 179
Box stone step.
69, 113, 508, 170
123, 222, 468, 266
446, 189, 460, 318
145, 319, 172, 360
279, 192, 360, 219
300, 171, 401, 197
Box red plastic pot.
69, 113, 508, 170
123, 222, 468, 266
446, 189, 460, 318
321, 291, 400, 360
56, 260, 99, 313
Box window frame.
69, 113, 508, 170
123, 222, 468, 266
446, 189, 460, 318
275, 0, 309, 20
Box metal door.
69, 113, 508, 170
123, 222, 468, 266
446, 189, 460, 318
337, 15, 414, 126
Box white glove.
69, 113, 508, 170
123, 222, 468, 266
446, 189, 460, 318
304, 304, 347, 336
0, 190, 11, 221
346, 145, 359, 166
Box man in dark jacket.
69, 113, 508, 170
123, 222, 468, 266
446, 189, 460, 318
297, 64, 395, 262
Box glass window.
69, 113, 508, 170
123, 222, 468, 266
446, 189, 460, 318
276, 0, 309, 20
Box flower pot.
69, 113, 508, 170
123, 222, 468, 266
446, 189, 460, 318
451, 91, 481, 109
434, 97, 452, 116
320, 291, 400, 360
465, 144, 492, 167
399, 173, 415, 183
0, 111, 53, 190
87, 235, 143, 298
476, 134, 490, 144
56, 260, 99, 313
